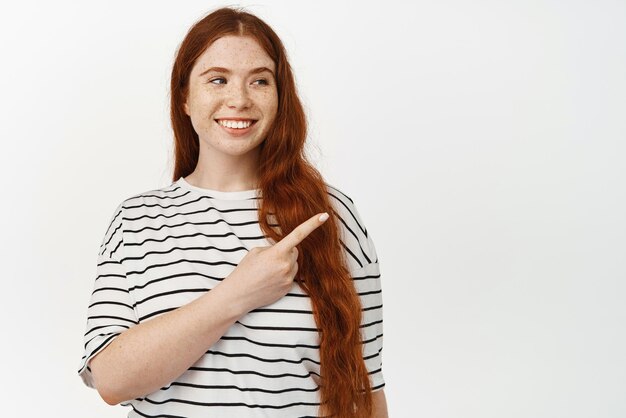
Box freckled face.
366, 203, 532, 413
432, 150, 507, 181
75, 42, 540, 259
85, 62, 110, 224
183, 35, 278, 161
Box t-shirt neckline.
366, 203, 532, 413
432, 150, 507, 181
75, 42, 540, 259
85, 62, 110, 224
176, 177, 260, 200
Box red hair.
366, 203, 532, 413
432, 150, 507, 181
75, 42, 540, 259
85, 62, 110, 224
169, 7, 373, 417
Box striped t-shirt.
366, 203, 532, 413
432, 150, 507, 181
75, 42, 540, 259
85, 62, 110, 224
78, 176, 385, 417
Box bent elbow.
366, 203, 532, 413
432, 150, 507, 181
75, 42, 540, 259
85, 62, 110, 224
98, 388, 121, 406
93, 376, 124, 406
89, 356, 125, 406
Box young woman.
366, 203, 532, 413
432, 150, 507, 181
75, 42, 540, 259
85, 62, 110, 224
78, 7, 387, 417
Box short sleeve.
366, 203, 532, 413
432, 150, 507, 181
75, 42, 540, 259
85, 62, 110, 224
353, 261, 385, 391
77, 202, 139, 388
327, 186, 385, 391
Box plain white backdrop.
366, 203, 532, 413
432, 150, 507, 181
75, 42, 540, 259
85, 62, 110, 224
0, 0, 624, 417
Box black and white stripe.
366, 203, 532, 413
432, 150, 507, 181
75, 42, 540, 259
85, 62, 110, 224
78, 177, 384, 417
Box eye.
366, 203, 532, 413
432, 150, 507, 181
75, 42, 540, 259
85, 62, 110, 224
253, 78, 269, 86
209, 77, 226, 85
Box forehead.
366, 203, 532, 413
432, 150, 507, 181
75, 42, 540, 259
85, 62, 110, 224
193, 35, 275, 74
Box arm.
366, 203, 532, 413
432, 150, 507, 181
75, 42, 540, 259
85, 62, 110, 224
89, 213, 329, 405
89, 279, 245, 405
372, 389, 389, 418
331, 192, 388, 417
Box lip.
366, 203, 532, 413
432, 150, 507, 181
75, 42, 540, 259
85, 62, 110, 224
215, 119, 257, 137
216, 117, 257, 121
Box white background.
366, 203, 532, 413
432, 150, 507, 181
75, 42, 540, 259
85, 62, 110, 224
0, 1, 624, 417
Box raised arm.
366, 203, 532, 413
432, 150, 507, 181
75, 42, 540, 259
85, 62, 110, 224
89, 212, 330, 405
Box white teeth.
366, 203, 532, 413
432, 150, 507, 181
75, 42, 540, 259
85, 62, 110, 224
218, 119, 253, 129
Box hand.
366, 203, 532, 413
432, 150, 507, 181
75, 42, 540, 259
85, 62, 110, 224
222, 212, 330, 315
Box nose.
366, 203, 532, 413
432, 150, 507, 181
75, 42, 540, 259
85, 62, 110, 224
225, 81, 252, 109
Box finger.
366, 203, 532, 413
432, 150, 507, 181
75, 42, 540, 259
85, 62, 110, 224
273, 212, 329, 252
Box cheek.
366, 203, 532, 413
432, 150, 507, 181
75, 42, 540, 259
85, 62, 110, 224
262, 91, 279, 118
256, 87, 278, 105
188, 88, 219, 111
269, 101, 279, 123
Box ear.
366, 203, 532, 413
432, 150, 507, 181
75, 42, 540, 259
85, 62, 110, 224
183, 101, 190, 116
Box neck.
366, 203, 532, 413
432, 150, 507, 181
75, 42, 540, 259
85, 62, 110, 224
186, 146, 260, 192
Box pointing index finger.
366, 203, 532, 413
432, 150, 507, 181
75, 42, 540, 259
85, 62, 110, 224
273, 213, 329, 252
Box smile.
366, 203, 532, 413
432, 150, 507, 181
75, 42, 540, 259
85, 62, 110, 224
215, 119, 258, 137
216, 119, 257, 129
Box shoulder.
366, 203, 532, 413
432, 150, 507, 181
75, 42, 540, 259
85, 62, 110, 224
324, 183, 367, 235
98, 181, 182, 258
118, 180, 184, 210
105, 180, 191, 224
324, 183, 379, 270
325, 184, 366, 237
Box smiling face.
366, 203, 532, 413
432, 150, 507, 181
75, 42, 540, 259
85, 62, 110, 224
183, 35, 278, 162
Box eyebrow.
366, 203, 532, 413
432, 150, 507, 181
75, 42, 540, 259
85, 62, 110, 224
198, 66, 275, 78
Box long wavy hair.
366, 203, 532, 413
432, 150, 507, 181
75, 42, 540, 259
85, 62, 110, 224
169, 7, 372, 417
